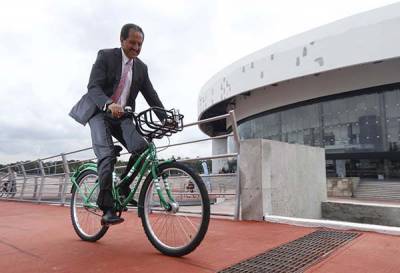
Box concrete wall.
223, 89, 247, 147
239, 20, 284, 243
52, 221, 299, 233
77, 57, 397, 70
240, 139, 327, 220
211, 138, 228, 174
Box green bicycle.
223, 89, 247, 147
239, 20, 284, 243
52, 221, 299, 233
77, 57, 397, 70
69, 107, 210, 257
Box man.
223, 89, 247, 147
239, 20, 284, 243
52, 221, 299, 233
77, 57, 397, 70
69, 23, 166, 225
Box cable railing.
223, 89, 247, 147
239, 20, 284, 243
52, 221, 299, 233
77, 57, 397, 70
0, 110, 241, 219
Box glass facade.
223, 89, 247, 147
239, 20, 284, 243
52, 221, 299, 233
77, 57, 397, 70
238, 85, 400, 178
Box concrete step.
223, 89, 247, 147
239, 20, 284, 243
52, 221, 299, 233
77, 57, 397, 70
357, 188, 400, 190
358, 188, 400, 190
354, 197, 400, 202
358, 182, 400, 183
355, 190, 400, 194
355, 190, 400, 193
356, 186, 400, 189
353, 196, 400, 200
354, 194, 400, 197
354, 182, 400, 202
354, 193, 400, 196
354, 198, 400, 201
358, 183, 400, 186
357, 185, 400, 188
353, 196, 400, 201
356, 188, 400, 190
355, 192, 400, 195
358, 183, 400, 185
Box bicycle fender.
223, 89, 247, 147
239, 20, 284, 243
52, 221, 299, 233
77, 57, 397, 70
70, 163, 97, 193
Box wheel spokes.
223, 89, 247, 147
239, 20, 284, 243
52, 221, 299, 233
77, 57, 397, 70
73, 174, 103, 237
144, 168, 205, 249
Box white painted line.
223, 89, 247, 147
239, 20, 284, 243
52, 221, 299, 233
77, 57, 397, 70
264, 215, 400, 236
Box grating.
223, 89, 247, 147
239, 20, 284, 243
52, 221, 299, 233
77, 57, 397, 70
218, 229, 360, 273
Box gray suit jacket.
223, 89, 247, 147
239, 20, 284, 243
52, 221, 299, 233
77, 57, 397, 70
69, 48, 165, 125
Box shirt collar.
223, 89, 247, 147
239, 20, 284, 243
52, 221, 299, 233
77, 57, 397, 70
121, 48, 132, 65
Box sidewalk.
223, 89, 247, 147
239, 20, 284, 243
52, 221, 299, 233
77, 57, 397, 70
1, 201, 399, 273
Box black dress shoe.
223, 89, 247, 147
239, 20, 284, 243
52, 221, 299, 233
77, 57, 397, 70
101, 209, 124, 226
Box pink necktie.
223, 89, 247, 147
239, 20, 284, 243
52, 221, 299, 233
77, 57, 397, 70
111, 59, 133, 103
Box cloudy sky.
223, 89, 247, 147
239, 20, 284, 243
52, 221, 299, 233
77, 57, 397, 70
0, 0, 397, 164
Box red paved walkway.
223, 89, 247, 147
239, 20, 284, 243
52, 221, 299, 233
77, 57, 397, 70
1, 201, 400, 273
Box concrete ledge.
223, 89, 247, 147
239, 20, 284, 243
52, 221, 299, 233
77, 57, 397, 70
322, 201, 400, 227
265, 214, 400, 236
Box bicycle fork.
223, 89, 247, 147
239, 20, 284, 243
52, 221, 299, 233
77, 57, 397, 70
151, 166, 177, 212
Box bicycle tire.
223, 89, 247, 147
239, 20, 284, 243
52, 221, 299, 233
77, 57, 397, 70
70, 170, 109, 242
138, 161, 210, 256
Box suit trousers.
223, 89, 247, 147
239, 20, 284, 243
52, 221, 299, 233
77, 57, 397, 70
88, 112, 147, 211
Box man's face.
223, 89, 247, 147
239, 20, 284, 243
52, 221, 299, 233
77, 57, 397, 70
121, 29, 143, 59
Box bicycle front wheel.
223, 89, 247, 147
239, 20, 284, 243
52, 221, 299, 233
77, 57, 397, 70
138, 162, 210, 257
70, 170, 108, 242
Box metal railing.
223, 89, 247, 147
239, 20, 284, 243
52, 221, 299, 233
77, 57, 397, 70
0, 110, 241, 219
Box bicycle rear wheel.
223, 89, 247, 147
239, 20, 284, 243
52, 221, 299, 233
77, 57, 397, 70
70, 170, 108, 242
138, 162, 210, 256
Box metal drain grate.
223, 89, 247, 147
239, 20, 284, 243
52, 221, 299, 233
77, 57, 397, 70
218, 230, 360, 273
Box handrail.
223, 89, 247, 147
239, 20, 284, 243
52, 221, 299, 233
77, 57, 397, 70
177, 153, 238, 162
183, 113, 230, 128
157, 134, 234, 149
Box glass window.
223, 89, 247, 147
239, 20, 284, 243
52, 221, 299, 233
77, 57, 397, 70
238, 112, 281, 141
253, 112, 281, 141
238, 120, 253, 140
236, 85, 400, 179
386, 160, 400, 178
322, 93, 382, 153
281, 104, 321, 146
384, 89, 400, 151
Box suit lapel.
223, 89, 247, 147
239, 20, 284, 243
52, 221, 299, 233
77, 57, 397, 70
130, 58, 139, 92
132, 58, 139, 83
114, 48, 122, 85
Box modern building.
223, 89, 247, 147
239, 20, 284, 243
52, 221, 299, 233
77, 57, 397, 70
198, 3, 400, 178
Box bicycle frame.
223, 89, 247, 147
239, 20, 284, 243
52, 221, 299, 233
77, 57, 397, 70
70, 142, 176, 211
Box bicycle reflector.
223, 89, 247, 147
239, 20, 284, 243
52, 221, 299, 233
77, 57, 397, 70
135, 107, 184, 139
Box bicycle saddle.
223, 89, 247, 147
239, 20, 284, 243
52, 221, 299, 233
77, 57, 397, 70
114, 145, 123, 157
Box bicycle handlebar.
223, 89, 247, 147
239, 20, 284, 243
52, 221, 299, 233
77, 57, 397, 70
123, 107, 184, 139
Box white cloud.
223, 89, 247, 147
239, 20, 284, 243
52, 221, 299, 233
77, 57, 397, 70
0, 0, 397, 164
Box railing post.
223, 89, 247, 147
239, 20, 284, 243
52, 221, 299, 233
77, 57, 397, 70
234, 155, 241, 220
19, 164, 27, 200
56, 158, 63, 202
58, 177, 63, 201
33, 177, 38, 199
38, 160, 46, 203
229, 110, 240, 151
61, 153, 70, 205
229, 110, 241, 220
7, 166, 15, 199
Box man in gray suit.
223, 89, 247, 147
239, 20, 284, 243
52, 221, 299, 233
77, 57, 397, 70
70, 23, 167, 225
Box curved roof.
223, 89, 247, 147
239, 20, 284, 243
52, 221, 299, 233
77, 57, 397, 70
198, 3, 400, 124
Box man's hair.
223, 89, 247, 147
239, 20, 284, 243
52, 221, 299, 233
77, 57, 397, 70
120, 23, 144, 41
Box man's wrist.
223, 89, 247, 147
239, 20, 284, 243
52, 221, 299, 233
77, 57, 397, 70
103, 100, 113, 111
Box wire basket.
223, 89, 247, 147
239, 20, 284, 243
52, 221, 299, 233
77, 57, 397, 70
134, 107, 184, 139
